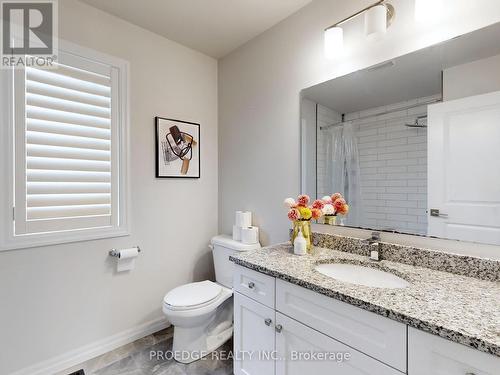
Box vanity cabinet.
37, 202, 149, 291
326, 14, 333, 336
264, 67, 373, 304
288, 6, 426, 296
408, 328, 498, 375
233, 265, 499, 375
233, 265, 405, 375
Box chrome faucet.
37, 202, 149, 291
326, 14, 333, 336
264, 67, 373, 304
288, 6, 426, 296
364, 232, 381, 261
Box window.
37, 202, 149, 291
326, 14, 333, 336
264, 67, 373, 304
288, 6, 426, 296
0, 41, 129, 250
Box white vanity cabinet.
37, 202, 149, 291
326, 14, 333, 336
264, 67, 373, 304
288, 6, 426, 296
408, 328, 498, 375
233, 265, 405, 375
233, 265, 500, 375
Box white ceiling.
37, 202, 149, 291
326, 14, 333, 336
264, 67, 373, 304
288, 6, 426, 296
303, 22, 500, 114
79, 0, 312, 58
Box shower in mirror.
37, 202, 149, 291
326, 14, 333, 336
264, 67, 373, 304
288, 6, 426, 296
300, 22, 500, 245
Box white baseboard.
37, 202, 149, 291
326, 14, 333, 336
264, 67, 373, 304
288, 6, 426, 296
10, 317, 170, 375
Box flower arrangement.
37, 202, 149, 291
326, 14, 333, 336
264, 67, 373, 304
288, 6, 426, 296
284, 194, 323, 252
320, 193, 349, 225
284, 195, 324, 222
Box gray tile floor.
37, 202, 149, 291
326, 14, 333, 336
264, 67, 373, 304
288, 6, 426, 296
60, 327, 233, 375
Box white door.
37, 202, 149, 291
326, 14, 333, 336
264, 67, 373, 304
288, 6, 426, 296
275, 313, 401, 375
428, 90, 500, 245
233, 292, 275, 375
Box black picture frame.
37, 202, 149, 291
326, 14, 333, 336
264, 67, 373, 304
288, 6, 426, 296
155, 117, 201, 178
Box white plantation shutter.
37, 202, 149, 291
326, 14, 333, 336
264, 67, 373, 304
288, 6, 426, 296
7, 45, 129, 243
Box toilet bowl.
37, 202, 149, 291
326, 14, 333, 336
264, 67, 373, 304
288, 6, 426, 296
162, 235, 261, 364
162, 280, 233, 363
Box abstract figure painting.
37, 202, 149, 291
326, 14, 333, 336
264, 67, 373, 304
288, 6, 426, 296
155, 117, 200, 178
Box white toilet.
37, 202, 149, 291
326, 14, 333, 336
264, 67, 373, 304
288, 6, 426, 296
162, 235, 261, 363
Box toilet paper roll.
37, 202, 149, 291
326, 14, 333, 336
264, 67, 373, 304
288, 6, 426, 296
235, 211, 243, 226
241, 226, 259, 245
118, 248, 139, 259
232, 225, 242, 241
116, 247, 139, 272
236, 211, 252, 227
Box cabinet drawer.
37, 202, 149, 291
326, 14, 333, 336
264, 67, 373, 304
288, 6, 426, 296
408, 327, 499, 374
276, 312, 402, 375
276, 279, 406, 372
233, 265, 275, 308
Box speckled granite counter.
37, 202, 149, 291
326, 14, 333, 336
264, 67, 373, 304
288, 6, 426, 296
230, 243, 500, 357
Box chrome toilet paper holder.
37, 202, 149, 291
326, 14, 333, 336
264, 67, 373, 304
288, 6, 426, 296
109, 246, 141, 258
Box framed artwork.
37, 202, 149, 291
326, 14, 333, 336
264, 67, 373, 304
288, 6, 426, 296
155, 117, 200, 178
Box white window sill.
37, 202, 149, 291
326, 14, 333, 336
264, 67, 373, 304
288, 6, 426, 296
0, 226, 130, 252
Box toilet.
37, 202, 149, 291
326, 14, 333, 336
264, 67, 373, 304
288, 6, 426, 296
162, 235, 261, 363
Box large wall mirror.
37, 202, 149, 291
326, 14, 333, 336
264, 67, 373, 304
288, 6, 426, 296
301, 22, 500, 246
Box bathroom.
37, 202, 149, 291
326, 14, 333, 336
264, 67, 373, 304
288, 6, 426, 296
0, 0, 499, 374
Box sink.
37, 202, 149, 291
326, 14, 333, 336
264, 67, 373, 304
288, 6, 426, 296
314, 263, 410, 289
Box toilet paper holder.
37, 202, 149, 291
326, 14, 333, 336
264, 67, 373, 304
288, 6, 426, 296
109, 246, 141, 258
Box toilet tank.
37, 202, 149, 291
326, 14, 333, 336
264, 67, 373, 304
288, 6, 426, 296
211, 235, 261, 288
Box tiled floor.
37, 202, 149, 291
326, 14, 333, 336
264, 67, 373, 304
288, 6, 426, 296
59, 327, 233, 375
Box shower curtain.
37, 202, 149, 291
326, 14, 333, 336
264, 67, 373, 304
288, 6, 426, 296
324, 122, 361, 226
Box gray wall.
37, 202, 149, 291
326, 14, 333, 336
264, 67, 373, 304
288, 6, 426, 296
0, 1, 218, 373
218, 0, 500, 245
444, 53, 500, 101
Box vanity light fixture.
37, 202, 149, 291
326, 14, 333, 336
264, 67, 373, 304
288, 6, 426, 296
324, 0, 395, 59
324, 26, 343, 59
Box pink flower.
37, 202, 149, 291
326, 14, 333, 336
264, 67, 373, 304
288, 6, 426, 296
322, 204, 335, 215
283, 198, 296, 208
287, 208, 300, 221
321, 195, 332, 204
297, 194, 310, 207
312, 199, 324, 210
331, 193, 343, 202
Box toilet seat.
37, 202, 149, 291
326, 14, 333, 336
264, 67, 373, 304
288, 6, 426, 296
164, 280, 223, 311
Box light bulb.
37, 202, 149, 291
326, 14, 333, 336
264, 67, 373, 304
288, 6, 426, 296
365, 4, 387, 41
324, 26, 343, 59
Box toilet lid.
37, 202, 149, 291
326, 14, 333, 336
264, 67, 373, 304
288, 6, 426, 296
164, 280, 222, 308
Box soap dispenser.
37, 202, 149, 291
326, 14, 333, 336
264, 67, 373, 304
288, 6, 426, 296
294, 228, 307, 256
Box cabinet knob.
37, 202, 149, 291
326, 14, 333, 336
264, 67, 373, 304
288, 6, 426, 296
465, 373, 476, 375
275, 324, 283, 333
264, 318, 272, 326
248, 282, 255, 289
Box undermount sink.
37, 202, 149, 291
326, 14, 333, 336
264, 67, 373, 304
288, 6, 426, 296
315, 263, 410, 289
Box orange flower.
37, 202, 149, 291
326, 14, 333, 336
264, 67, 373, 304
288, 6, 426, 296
311, 208, 322, 220
333, 198, 346, 211
337, 204, 349, 215
331, 193, 343, 202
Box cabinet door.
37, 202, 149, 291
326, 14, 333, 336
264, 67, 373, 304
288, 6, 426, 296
275, 313, 402, 375
234, 292, 276, 375
276, 279, 407, 372
408, 328, 499, 374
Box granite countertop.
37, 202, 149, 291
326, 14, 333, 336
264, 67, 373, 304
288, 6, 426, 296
230, 243, 500, 357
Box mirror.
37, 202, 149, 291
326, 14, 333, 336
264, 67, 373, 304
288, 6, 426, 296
301, 22, 500, 246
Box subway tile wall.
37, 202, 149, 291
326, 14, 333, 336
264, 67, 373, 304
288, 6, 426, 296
316, 94, 440, 235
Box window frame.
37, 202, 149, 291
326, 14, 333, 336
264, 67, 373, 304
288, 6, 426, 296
0, 40, 130, 251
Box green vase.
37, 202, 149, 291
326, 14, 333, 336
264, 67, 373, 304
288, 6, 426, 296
323, 215, 337, 225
